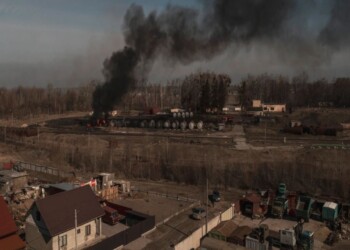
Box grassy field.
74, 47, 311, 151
0, 109, 349, 200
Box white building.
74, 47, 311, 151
25, 186, 104, 250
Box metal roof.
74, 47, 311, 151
211, 220, 238, 237
49, 182, 78, 191
0, 234, 25, 250
0, 196, 18, 238
230, 226, 253, 240
324, 202, 338, 210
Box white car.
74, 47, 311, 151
192, 207, 206, 220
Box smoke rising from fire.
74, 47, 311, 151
92, 0, 350, 114
319, 0, 350, 50
92, 47, 138, 115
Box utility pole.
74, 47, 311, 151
88, 132, 90, 148
206, 176, 208, 235
74, 209, 78, 250
160, 85, 163, 110
264, 120, 267, 146
37, 127, 40, 144
166, 136, 169, 163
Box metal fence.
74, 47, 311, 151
13, 161, 73, 178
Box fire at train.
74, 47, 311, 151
86, 108, 232, 131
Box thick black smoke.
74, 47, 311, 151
124, 0, 295, 64
92, 47, 138, 116
92, 0, 350, 114
319, 0, 350, 50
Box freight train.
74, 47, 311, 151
86, 111, 248, 130
282, 125, 338, 136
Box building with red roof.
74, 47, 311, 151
0, 196, 25, 250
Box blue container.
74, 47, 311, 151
322, 202, 338, 221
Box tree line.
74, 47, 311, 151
181, 72, 231, 112
0, 83, 96, 118
239, 73, 350, 109
0, 73, 349, 118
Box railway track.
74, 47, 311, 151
35, 126, 350, 148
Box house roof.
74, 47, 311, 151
242, 193, 261, 203
103, 205, 117, 214
35, 185, 104, 236
201, 237, 247, 250
230, 226, 253, 241
0, 234, 25, 250
211, 220, 238, 237
49, 182, 78, 191
0, 196, 18, 238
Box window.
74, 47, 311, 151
85, 224, 91, 236
36, 211, 41, 221
270, 107, 275, 111
77, 228, 81, 234
59, 235, 67, 247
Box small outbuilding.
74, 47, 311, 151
0, 170, 28, 193
229, 226, 253, 246
209, 220, 238, 242
322, 202, 339, 222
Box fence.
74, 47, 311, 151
13, 161, 73, 178
310, 144, 350, 150
131, 188, 199, 203
88, 210, 155, 250
173, 204, 235, 250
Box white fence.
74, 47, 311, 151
173, 204, 235, 250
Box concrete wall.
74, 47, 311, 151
173, 204, 235, 250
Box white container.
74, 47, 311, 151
180, 121, 187, 130
197, 121, 203, 130
245, 236, 268, 250
280, 229, 296, 247
164, 120, 170, 128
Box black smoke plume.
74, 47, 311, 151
92, 47, 138, 116
92, 0, 350, 114
319, 0, 350, 50
124, 0, 295, 63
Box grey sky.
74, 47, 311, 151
0, 0, 349, 87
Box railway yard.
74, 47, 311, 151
1, 108, 350, 249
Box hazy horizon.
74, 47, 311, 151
1, 0, 350, 87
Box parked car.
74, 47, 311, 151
192, 207, 206, 220
102, 206, 124, 225
212, 191, 221, 202
209, 190, 221, 203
